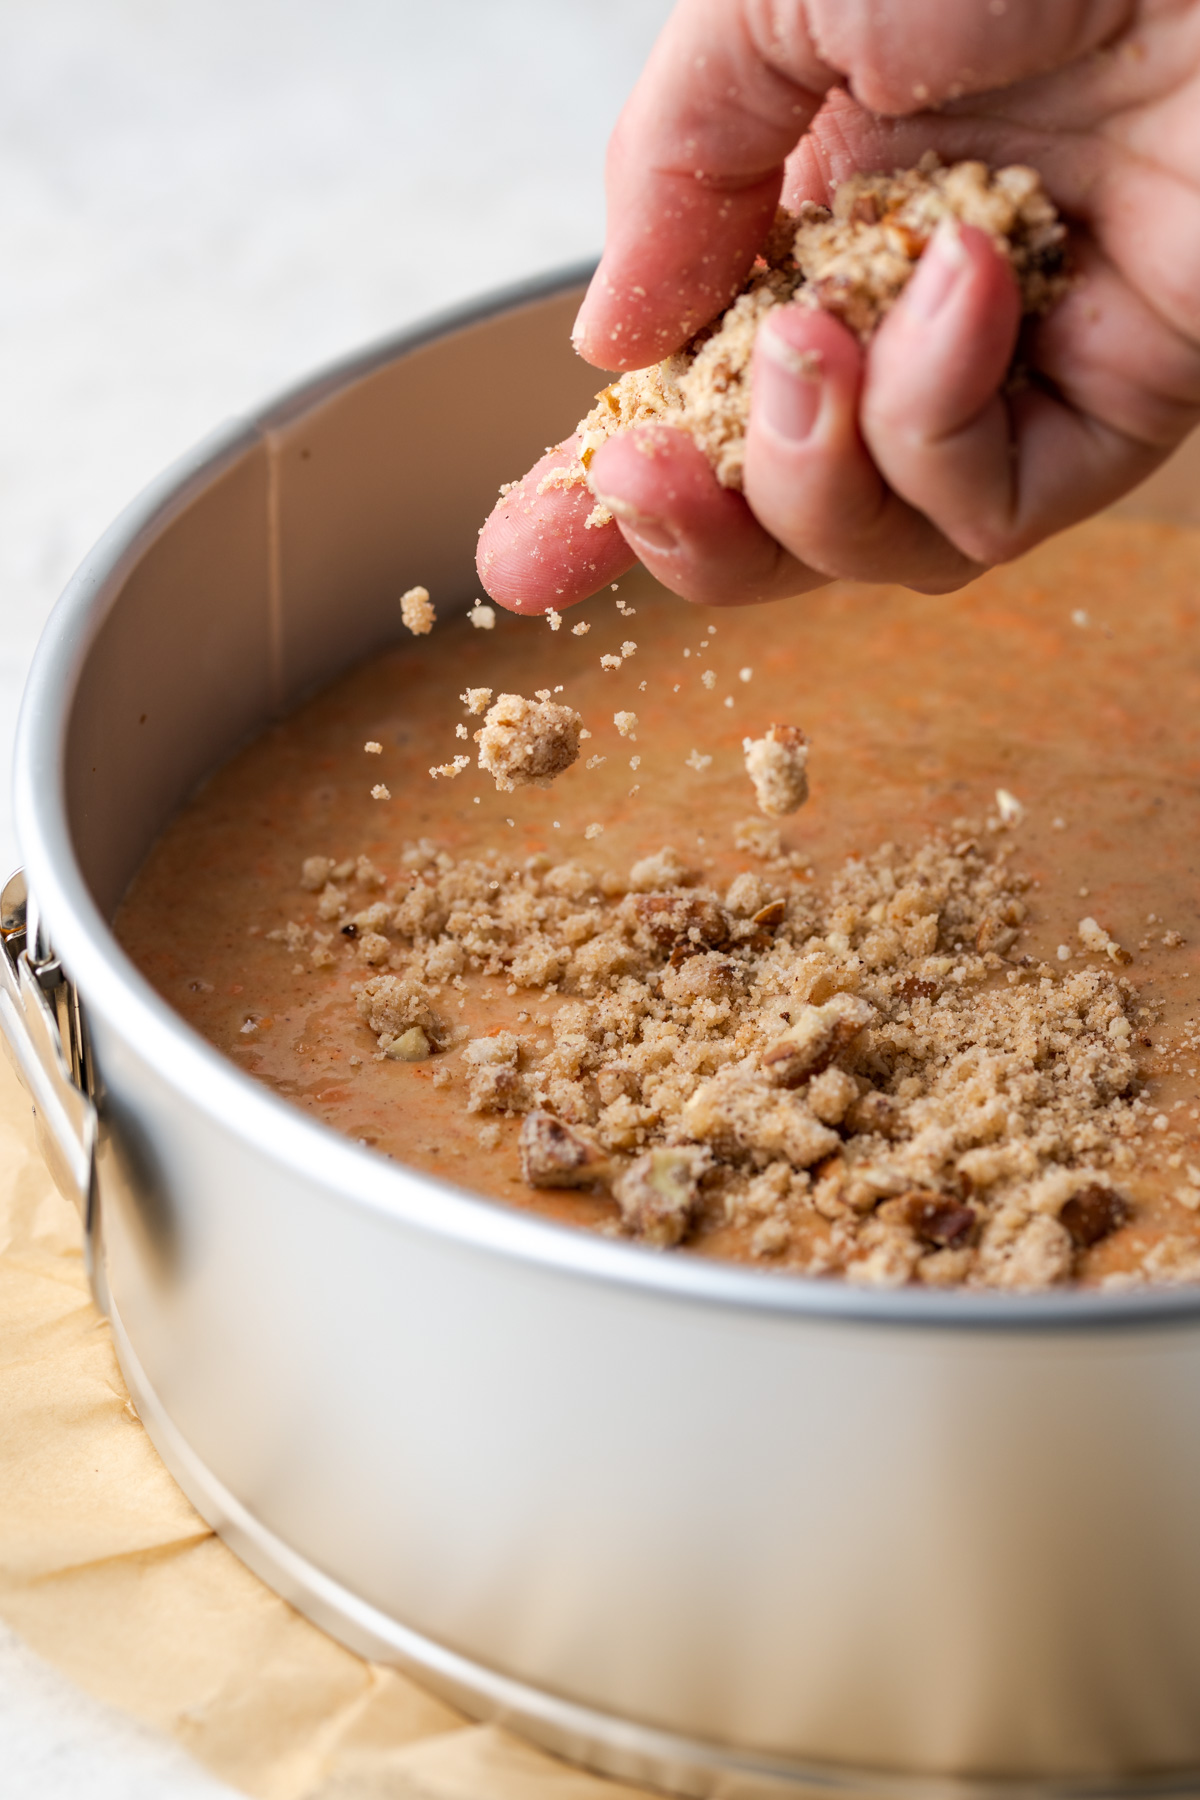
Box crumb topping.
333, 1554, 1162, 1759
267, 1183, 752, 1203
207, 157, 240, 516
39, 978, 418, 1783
399, 586, 435, 635
285, 818, 1174, 1291
474, 692, 584, 792
743, 724, 810, 817
567, 156, 1067, 498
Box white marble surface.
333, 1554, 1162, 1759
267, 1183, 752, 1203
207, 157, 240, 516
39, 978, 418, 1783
0, 2, 669, 1790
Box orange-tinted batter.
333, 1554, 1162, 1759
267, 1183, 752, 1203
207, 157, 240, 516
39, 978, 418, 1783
116, 518, 1200, 1277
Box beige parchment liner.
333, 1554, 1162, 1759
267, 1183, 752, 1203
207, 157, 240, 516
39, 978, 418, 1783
0, 1052, 656, 1800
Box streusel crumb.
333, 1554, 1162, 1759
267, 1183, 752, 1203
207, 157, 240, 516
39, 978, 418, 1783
400, 586, 435, 635
474, 693, 584, 792
743, 724, 810, 817
565, 156, 1066, 496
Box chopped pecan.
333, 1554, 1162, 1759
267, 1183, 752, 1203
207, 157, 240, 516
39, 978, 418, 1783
895, 975, 939, 1002
635, 891, 730, 952
762, 994, 874, 1088
519, 1111, 610, 1188
751, 899, 787, 930
1060, 1184, 1128, 1249
975, 915, 1018, 955
613, 1147, 710, 1248
882, 1192, 977, 1248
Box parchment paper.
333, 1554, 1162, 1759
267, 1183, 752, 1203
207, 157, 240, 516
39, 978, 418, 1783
0, 1053, 653, 1799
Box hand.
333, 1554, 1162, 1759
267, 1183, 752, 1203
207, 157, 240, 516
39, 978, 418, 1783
477, 0, 1200, 614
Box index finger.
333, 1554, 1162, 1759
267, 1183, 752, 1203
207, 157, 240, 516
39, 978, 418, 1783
571, 0, 833, 370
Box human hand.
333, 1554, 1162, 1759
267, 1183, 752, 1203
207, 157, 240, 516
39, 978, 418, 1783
477, 0, 1200, 614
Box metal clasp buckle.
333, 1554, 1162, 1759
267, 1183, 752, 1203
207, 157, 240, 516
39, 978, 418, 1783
1, 870, 105, 1312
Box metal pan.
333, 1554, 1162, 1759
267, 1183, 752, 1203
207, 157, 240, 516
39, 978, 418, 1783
6, 265, 1200, 1800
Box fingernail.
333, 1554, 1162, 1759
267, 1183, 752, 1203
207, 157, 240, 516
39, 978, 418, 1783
591, 492, 679, 552
756, 320, 824, 442
904, 218, 969, 320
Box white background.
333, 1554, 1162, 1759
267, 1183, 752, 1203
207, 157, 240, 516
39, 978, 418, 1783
0, 2, 670, 1790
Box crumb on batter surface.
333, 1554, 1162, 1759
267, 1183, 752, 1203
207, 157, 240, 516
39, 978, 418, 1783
568, 155, 1067, 506
281, 816, 1191, 1292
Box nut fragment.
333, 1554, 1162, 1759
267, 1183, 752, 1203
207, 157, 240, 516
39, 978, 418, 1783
634, 892, 730, 951
614, 1147, 709, 1247
889, 1192, 977, 1248
383, 1026, 431, 1061
519, 1111, 610, 1187
1060, 1183, 1128, 1248
762, 994, 875, 1088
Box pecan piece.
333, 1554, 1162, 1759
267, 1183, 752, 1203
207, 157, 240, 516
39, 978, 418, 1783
519, 1111, 610, 1188
1060, 1184, 1128, 1249
883, 1192, 977, 1248
762, 994, 875, 1088
613, 1147, 710, 1248
635, 891, 729, 952
843, 1090, 903, 1139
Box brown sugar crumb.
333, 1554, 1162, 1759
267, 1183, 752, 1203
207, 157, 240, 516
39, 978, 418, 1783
561, 156, 1065, 495
317, 819, 1168, 1289
614, 711, 638, 739
461, 687, 493, 715
744, 724, 810, 818
370, 783, 391, 800
399, 586, 435, 635
474, 692, 584, 792
429, 757, 470, 781
572, 621, 591, 637
364, 741, 382, 754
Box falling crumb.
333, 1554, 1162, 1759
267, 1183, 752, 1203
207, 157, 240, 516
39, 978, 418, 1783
468, 602, 496, 630
364, 741, 382, 754
585, 755, 607, 770
638, 681, 646, 692
629, 784, 641, 796
370, 783, 391, 800
461, 688, 493, 714
707, 626, 717, 635
474, 693, 584, 791
739, 667, 753, 683
600, 654, 622, 672
724, 697, 734, 708
621, 641, 637, 660
1057, 944, 1072, 962
629, 755, 641, 771
572, 621, 591, 636
400, 586, 435, 635
429, 757, 470, 781
686, 749, 713, 773
1072, 610, 1090, 628
455, 723, 467, 739
546, 609, 563, 631
743, 724, 809, 817
535, 688, 552, 702
701, 670, 717, 691
614, 711, 638, 739
1052, 817, 1066, 831
584, 823, 604, 840
995, 788, 1025, 826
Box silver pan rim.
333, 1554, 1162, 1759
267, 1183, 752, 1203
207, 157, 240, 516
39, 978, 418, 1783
16, 262, 1200, 1337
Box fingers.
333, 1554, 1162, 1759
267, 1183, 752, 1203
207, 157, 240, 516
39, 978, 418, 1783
863, 226, 1197, 563
573, 0, 1129, 370
857, 220, 1025, 564
476, 440, 637, 614
572, 1, 833, 368
741, 286, 980, 591
588, 426, 827, 607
